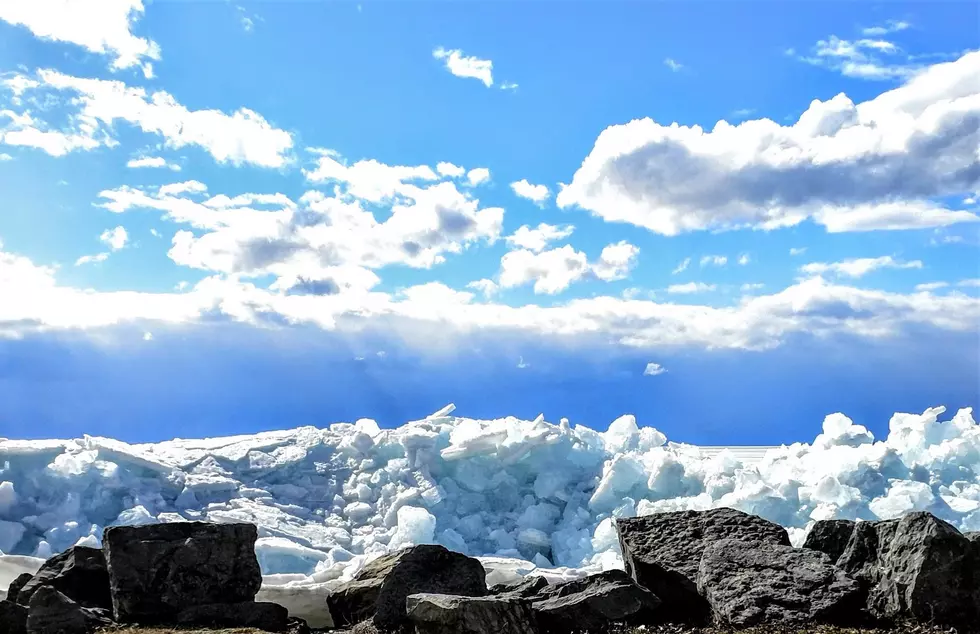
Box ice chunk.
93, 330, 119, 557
255, 536, 328, 575
114, 505, 157, 526
389, 505, 436, 550
0, 481, 16, 514
603, 415, 639, 453
0, 554, 44, 600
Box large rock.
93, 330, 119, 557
802, 519, 856, 564
697, 538, 864, 627
530, 570, 660, 633
0, 599, 27, 634
176, 601, 289, 631
407, 593, 536, 634
489, 575, 549, 599
326, 544, 487, 630
6, 573, 33, 604
26, 587, 113, 634
616, 508, 789, 623
16, 547, 110, 611
103, 521, 262, 623
836, 512, 980, 626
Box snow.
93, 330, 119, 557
1, 404, 979, 599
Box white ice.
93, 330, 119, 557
1, 404, 978, 618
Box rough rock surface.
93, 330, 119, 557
616, 508, 790, 623
836, 512, 980, 626
489, 575, 549, 599
15, 547, 110, 610
176, 601, 289, 631
407, 593, 536, 634
0, 599, 28, 634
803, 519, 856, 564
531, 569, 661, 633
6, 573, 33, 605
26, 586, 113, 634
326, 544, 487, 630
102, 521, 262, 623
697, 538, 864, 627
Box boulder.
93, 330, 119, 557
15, 547, 110, 611
102, 521, 262, 623
407, 593, 536, 634
697, 538, 864, 627
530, 570, 660, 633
176, 601, 289, 631
616, 508, 789, 623
488, 575, 549, 599
326, 544, 487, 630
6, 573, 33, 604
0, 599, 27, 634
802, 519, 856, 563
836, 512, 980, 626
26, 587, 112, 634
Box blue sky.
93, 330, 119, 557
0, 0, 977, 444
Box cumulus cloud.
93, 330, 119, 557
467, 168, 490, 187
592, 241, 640, 281
510, 179, 551, 205
667, 282, 716, 295
499, 245, 590, 295
466, 278, 499, 299
738, 254, 750, 265
505, 223, 574, 252
801, 256, 922, 279
0, 0, 160, 76
643, 362, 667, 376
1, 70, 293, 167
127, 155, 180, 171
100, 226, 128, 250
556, 51, 980, 236
433, 47, 493, 87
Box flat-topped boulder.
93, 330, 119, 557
530, 569, 660, 633
616, 507, 790, 623
407, 593, 535, 634
103, 521, 262, 623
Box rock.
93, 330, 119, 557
407, 593, 536, 634
327, 544, 487, 630
488, 575, 549, 599
697, 538, 864, 627
176, 601, 289, 631
837, 511, 980, 626
285, 616, 311, 634
616, 508, 790, 623
258, 582, 335, 628
530, 569, 660, 633
0, 599, 27, 634
16, 547, 110, 611
802, 519, 856, 563
102, 521, 262, 623
6, 573, 33, 604
26, 587, 112, 634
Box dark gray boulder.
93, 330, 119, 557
0, 599, 27, 634
102, 521, 262, 623
6, 573, 33, 605
16, 547, 110, 611
616, 508, 789, 623
176, 601, 289, 631
836, 512, 980, 626
26, 587, 113, 634
530, 570, 660, 633
326, 544, 487, 630
407, 593, 536, 634
488, 575, 549, 599
697, 538, 864, 627
802, 519, 856, 563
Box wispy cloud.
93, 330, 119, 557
793, 23, 924, 80
861, 20, 910, 37
700, 255, 727, 268
672, 258, 691, 275
801, 256, 922, 279
667, 282, 716, 294
433, 47, 494, 87
663, 58, 684, 72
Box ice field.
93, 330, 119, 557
2, 404, 979, 599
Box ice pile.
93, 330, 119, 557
1, 404, 979, 592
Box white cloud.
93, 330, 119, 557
499, 245, 589, 295
517, 356, 530, 369
505, 223, 574, 253
500, 82, 519, 92
958, 278, 980, 287
664, 58, 684, 72
667, 282, 716, 294
433, 47, 493, 87
0, 153, 11, 161
643, 362, 667, 376
801, 256, 922, 279
2, 70, 293, 167
0, 108, 109, 156
797, 34, 920, 80
790, 247, 807, 256
100, 226, 128, 250
741, 283, 765, 292
671, 258, 690, 274
436, 162, 465, 178
127, 155, 181, 171
467, 168, 490, 187
0, 0, 160, 75
142, 331, 153, 341
510, 179, 551, 205
915, 281, 948, 292
738, 254, 750, 266
466, 278, 499, 298
556, 51, 980, 236
861, 20, 910, 36
700, 255, 727, 267
75, 252, 109, 266
592, 241, 639, 282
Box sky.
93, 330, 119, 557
0, 0, 978, 445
